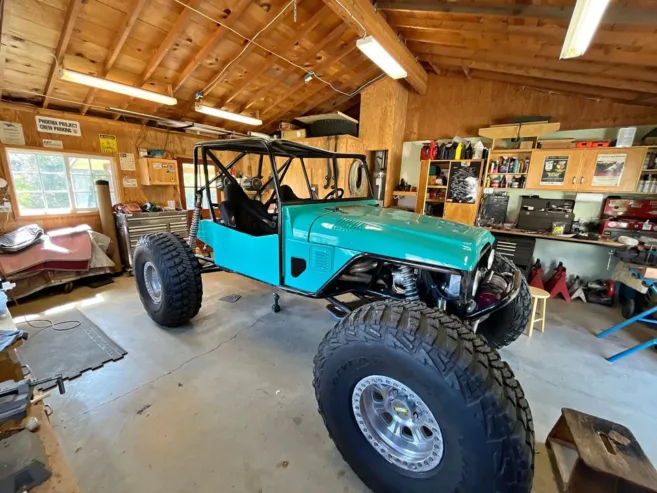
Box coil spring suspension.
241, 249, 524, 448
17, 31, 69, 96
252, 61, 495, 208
188, 192, 202, 248
400, 265, 419, 301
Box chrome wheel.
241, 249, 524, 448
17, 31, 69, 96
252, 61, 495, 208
143, 261, 162, 303
352, 375, 444, 473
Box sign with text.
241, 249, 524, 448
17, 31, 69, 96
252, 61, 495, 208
99, 134, 118, 153
42, 139, 64, 149
540, 155, 569, 186
0, 121, 26, 145
35, 116, 81, 136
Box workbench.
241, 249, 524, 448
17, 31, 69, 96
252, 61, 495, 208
487, 228, 626, 248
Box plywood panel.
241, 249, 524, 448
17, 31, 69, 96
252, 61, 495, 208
0, 102, 208, 233
404, 74, 657, 142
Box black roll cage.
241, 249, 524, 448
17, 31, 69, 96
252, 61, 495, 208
192, 137, 375, 223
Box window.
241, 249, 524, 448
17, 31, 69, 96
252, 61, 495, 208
6, 149, 116, 216
181, 162, 218, 210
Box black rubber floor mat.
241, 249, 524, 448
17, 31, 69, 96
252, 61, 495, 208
17, 308, 127, 390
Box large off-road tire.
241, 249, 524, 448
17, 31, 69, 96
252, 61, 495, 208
478, 254, 532, 349
134, 232, 202, 327
313, 300, 534, 493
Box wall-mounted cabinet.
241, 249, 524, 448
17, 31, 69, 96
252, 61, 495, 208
523, 147, 647, 193
138, 158, 179, 186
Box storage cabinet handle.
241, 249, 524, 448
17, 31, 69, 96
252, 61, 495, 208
572, 177, 576, 184
580, 176, 584, 184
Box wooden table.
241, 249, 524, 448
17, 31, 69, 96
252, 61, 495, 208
487, 228, 626, 248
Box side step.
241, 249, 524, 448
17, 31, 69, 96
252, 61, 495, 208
325, 295, 383, 319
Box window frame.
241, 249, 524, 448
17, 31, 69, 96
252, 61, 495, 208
2, 145, 119, 218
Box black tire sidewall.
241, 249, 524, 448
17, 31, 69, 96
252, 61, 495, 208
134, 241, 166, 321
317, 341, 495, 493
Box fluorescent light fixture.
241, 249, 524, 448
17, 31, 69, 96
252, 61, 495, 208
106, 107, 190, 127
194, 102, 262, 126
560, 0, 611, 59
60, 69, 178, 105
356, 36, 407, 80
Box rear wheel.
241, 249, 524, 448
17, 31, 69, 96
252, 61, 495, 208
313, 300, 534, 493
134, 232, 202, 327
477, 254, 532, 348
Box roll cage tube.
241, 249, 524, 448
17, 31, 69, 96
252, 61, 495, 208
192, 138, 375, 215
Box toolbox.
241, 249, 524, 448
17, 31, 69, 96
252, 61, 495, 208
491, 233, 536, 277
517, 196, 575, 233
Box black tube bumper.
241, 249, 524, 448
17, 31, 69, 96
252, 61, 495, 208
462, 269, 522, 320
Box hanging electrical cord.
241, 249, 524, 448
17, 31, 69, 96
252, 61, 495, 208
173, 0, 381, 99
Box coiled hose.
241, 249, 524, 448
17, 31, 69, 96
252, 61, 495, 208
400, 265, 419, 301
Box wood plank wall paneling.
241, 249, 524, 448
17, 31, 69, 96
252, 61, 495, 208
0, 102, 209, 233
359, 78, 409, 207
404, 74, 657, 142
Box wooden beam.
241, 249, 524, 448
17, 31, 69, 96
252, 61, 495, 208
218, 4, 329, 109
43, 0, 83, 108
240, 23, 351, 112
420, 55, 657, 95
321, 0, 427, 94
80, 0, 148, 115
416, 46, 657, 84
172, 0, 252, 94
202, 0, 296, 97
376, 1, 657, 25
0, 0, 8, 98
112, 0, 202, 118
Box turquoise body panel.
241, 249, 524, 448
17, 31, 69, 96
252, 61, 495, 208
197, 199, 494, 293
197, 219, 280, 285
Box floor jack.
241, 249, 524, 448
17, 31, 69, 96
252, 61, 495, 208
545, 262, 571, 302
529, 259, 544, 289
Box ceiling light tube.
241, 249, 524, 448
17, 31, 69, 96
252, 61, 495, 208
356, 36, 407, 80
560, 0, 611, 59
60, 69, 178, 105
194, 102, 262, 126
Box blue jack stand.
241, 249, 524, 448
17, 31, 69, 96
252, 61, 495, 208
597, 279, 657, 363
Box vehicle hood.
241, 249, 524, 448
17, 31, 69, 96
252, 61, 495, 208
286, 202, 494, 271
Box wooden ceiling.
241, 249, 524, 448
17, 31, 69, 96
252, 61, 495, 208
1, 0, 656, 134
0, 0, 380, 132
379, 0, 657, 108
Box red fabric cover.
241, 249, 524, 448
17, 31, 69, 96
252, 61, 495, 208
0, 227, 92, 277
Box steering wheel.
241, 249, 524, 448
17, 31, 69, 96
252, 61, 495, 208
324, 188, 345, 200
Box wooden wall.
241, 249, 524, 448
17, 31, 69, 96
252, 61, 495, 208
405, 74, 657, 142
0, 102, 208, 233
359, 78, 409, 206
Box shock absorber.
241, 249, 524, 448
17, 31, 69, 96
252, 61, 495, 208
188, 192, 202, 248
400, 265, 419, 301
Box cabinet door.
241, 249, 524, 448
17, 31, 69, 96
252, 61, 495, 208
148, 159, 178, 185
525, 150, 583, 191
443, 202, 477, 225
577, 148, 646, 192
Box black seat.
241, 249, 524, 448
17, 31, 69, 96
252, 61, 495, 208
219, 182, 276, 236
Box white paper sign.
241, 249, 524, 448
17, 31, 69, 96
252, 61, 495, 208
35, 116, 81, 136
119, 152, 136, 170
0, 121, 26, 145
42, 139, 63, 149
122, 176, 138, 188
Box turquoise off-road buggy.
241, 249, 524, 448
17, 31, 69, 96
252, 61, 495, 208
134, 138, 534, 493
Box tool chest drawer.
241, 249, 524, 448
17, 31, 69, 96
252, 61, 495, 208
492, 233, 536, 277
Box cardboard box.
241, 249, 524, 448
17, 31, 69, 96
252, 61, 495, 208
538, 139, 574, 149
281, 129, 306, 139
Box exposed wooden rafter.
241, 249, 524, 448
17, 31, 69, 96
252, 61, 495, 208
376, 1, 657, 24
172, 0, 252, 95
217, 5, 329, 109
80, 0, 149, 115
240, 23, 351, 113
43, 0, 83, 109
112, 0, 202, 119
321, 0, 428, 94
0, 0, 8, 98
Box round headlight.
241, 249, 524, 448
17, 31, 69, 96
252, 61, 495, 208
486, 248, 495, 270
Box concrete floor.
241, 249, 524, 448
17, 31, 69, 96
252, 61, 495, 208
12, 273, 657, 493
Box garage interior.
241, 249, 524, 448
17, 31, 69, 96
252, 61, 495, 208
1, 0, 657, 492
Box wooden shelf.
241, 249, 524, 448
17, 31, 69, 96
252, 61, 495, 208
490, 149, 533, 154
392, 190, 417, 196
430, 159, 483, 163
425, 198, 445, 203
487, 172, 528, 176
427, 185, 447, 189
640, 169, 657, 173
392, 205, 416, 211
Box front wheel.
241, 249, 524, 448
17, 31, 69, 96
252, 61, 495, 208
134, 232, 202, 327
313, 300, 534, 493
